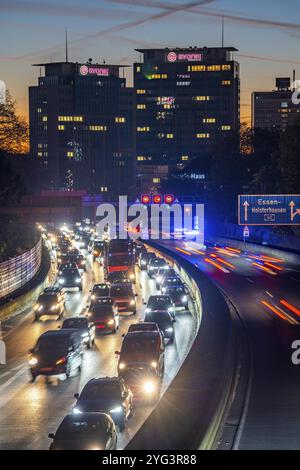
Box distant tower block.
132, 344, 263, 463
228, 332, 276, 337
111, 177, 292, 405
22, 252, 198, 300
0, 80, 6, 104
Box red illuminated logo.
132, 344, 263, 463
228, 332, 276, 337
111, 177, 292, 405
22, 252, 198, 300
141, 194, 151, 204
153, 194, 162, 204
167, 51, 177, 62
164, 194, 174, 204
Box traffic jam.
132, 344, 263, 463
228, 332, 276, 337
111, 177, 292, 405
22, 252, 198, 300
28, 223, 194, 450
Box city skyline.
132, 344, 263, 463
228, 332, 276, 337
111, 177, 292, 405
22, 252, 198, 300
1, 0, 300, 125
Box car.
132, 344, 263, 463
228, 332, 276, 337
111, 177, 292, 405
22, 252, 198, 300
138, 251, 156, 270
147, 257, 169, 278
145, 295, 175, 321
161, 275, 184, 293
61, 316, 95, 349
69, 252, 86, 271
133, 243, 147, 263
28, 329, 83, 382
106, 270, 128, 285
79, 232, 91, 249
93, 240, 105, 261
57, 252, 70, 268
87, 298, 119, 333
58, 267, 82, 290
90, 283, 110, 303
107, 253, 136, 283
116, 331, 165, 399
127, 322, 161, 335
34, 287, 65, 321
73, 377, 133, 432
155, 267, 177, 289
48, 412, 117, 450
164, 285, 189, 311
110, 283, 137, 314
144, 310, 175, 343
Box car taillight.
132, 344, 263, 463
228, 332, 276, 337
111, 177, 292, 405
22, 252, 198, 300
56, 357, 67, 365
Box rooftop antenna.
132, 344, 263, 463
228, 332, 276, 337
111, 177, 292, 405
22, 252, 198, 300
65, 28, 69, 63
221, 15, 224, 48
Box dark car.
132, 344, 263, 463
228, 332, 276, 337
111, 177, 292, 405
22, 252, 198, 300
34, 287, 65, 321
79, 232, 91, 249
69, 252, 86, 271
110, 283, 137, 314
144, 310, 175, 343
61, 316, 95, 349
138, 251, 156, 270
90, 283, 110, 303
147, 257, 169, 278
28, 329, 83, 382
133, 243, 147, 263
73, 377, 133, 431
161, 275, 184, 293
58, 267, 82, 290
87, 298, 119, 333
107, 270, 128, 285
93, 240, 105, 261
116, 331, 165, 398
48, 412, 117, 450
164, 285, 189, 311
145, 295, 175, 321
155, 267, 177, 289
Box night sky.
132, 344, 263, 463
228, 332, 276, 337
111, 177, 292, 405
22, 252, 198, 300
1, 0, 300, 124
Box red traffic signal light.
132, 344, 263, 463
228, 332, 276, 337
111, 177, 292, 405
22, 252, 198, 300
141, 194, 151, 204
164, 194, 174, 204
152, 194, 162, 204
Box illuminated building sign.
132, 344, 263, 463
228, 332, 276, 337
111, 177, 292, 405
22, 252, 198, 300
141, 194, 151, 204
152, 194, 162, 204
164, 194, 174, 204
166, 51, 202, 63
79, 65, 110, 77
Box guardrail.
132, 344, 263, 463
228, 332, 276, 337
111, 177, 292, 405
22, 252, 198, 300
126, 241, 236, 450
0, 238, 42, 300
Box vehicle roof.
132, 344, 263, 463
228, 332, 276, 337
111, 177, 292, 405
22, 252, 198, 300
40, 329, 81, 339
124, 331, 160, 340
43, 287, 61, 294
84, 377, 121, 386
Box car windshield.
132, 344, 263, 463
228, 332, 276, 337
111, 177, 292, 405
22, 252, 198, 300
94, 298, 113, 305
110, 286, 133, 296
94, 242, 104, 249
108, 256, 131, 267
36, 336, 69, 353
146, 312, 170, 324
91, 306, 112, 317
63, 318, 86, 328
122, 337, 157, 353
63, 269, 78, 276
81, 382, 121, 400
150, 259, 166, 267
167, 287, 185, 294
39, 294, 56, 303
129, 324, 156, 332
148, 296, 170, 306
56, 417, 108, 439
164, 277, 181, 285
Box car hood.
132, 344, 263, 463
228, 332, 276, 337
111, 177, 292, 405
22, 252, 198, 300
77, 399, 121, 412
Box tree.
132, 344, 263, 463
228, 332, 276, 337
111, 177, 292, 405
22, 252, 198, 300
0, 90, 28, 153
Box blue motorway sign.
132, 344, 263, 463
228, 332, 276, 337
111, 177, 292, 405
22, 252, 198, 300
238, 195, 300, 226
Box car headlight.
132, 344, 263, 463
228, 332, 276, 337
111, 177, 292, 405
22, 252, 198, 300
94, 251, 99, 255
73, 407, 82, 414
151, 361, 157, 368
162, 287, 166, 292
143, 380, 156, 394
76, 278, 81, 283
129, 273, 135, 280
56, 357, 66, 365
182, 295, 188, 303
145, 308, 150, 313
51, 304, 59, 311
91, 295, 96, 300
119, 362, 126, 370
59, 279, 65, 284
141, 260, 146, 265
156, 276, 162, 283
81, 332, 89, 338
164, 266, 169, 270
29, 356, 38, 366
110, 406, 122, 414
168, 307, 174, 313
107, 319, 115, 326
150, 266, 155, 270
165, 327, 173, 332
34, 304, 40, 310
130, 299, 135, 305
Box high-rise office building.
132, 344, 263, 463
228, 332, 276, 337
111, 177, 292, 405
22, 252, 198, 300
252, 77, 300, 130
29, 61, 135, 197
134, 46, 240, 188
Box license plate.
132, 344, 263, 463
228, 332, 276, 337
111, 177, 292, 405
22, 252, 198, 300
41, 367, 53, 372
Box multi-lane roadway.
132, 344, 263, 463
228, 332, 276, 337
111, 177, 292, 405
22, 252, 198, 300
0, 244, 196, 450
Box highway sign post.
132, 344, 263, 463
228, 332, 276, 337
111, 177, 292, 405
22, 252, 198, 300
243, 226, 250, 241
238, 195, 300, 226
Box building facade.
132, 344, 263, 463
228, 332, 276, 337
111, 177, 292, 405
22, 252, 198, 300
29, 61, 135, 197
134, 47, 240, 189
252, 77, 300, 130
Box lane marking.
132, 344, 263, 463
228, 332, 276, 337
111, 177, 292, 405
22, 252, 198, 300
265, 291, 274, 298
246, 277, 254, 284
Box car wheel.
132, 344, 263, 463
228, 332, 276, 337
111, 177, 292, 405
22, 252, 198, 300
30, 373, 36, 383
87, 338, 92, 349
65, 363, 71, 378
169, 336, 174, 344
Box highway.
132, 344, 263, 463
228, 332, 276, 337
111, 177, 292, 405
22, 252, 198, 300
158, 239, 300, 449
0, 245, 196, 450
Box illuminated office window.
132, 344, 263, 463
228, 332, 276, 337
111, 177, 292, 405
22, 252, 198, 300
203, 118, 216, 123
58, 125, 65, 130
137, 89, 146, 94
153, 178, 161, 183
181, 156, 189, 161
194, 96, 210, 101
137, 156, 146, 161
100, 187, 108, 192
222, 80, 231, 86
67, 151, 74, 158
137, 104, 146, 109
222, 65, 231, 70
115, 117, 125, 123
37, 152, 43, 157
221, 125, 231, 130
37, 107, 42, 113
42, 116, 47, 122
58, 116, 83, 122
137, 126, 150, 132
207, 65, 221, 71
188, 65, 206, 72
166, 133, 174, 139
89, 125, 107, 131
136, 66, 141, 72
196, 133, 210, 138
